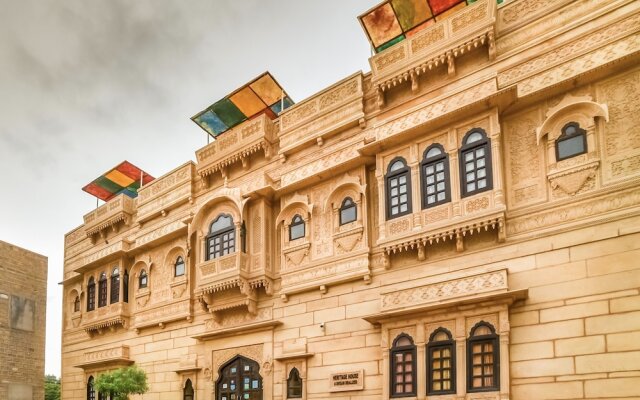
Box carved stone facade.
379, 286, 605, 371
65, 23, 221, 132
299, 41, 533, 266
61, 1, 640, 399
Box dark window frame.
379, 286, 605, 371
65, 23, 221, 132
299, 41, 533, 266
385, 157, 413, 220
175, 256, 186, 277
427, 328, 456, 395
555, 122, 587, 161
390, 333, 417, 398
123, 269, 129, 303
73, 296, 80, 312
98, 273, 107, 308
339, 197, 357, 225
215, 355, 263, 400
420, 144, 451, 209
206, 214, 236, 261
286, 367, 303, 398
87, 277, 96, 311
110, 267, 120, 304
87, 376, 95, 400
289, 214, 305, 241
459, 129, 493, 198
184, 378, 194, 400
139, 269, 148, 289
467, 321, 500, 393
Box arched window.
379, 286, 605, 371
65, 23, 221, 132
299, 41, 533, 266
339, 197, 357, 225
216, 355, 262, 400
386, 158, 412, 220
175, 256, 186, 277
287, 367, 303, 398
427, 328, 456, 395
390, 333, 416, 397
139, 269, 148, 289
206, 214, 235, 261
421, 144, 450, 208
110, 267, 120, 304
460, 129, 492, 197
123, 270, 129, 303
98, 273, 107, 308
87, 376, 95, 400
87, 277, 96, 311
467, 321, 499, 392
556, 122, 587, 161
73, 296, 80, 312
183, 378, 194, 400
289, 214, 305, 241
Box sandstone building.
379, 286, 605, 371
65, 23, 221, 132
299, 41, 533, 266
0, 240, 47, 400
60, 0, 640, 399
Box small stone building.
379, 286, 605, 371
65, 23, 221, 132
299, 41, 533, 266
0, 240, 48, 400
61, 0, 640, 399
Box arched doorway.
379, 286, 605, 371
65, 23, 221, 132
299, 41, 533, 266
216, 355, 262, 400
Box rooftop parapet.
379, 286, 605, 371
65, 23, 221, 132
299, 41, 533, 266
136, 162, 196, 223
369, 0, 497, 107
278, 72, 365, 156
195, 113, 277, 182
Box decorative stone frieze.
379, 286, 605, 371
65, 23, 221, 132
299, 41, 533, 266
78, 239, 131, 272
133, 298, 191, 332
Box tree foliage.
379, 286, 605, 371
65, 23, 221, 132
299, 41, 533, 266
44, 375, 61, 400
95, 366, 149, 400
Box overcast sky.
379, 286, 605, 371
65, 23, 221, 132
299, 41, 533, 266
0, 0, 375, 377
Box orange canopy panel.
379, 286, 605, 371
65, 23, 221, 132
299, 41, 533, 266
191, 72, 294, 138
82, 161, 154, 201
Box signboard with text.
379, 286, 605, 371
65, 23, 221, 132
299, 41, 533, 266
329, 370, 364, 392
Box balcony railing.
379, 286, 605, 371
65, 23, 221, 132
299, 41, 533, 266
81, 302, 130, 335
136, 162, 195, 223
195, 113, 276, 180
83, 194, 134, 238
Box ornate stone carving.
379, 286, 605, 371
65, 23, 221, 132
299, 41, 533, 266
381, 269, 508, 312
517, 33, 640, 96
388, 218, 410, 236
205, 307, 272, 331
548, 162, 599, 196
212, 344, 263, 382
499, 13, 640, 88
465, 196, 490, 214
334, 227, 364, 254
507, 187, 640, 235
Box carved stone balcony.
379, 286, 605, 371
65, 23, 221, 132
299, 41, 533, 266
195, 113, 276, 182
196, 252, 274, 319
369, 0, 497, 107
75, 238, 131, 273
81, 302, 130, 336
278, 72, 365, 156
83, 194, 134, 241
136, 162, 195, 224
75, 345, 133, 369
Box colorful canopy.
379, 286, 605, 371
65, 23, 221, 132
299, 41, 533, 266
359, 0, 503, 53
82, 161, 155, 201
192, 72, 294, 138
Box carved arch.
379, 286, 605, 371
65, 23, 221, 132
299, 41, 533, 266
163, 245, 187, 273
536, 94, 608, 144
276, 193, 313, 227
189, 186, 247, 238
324, 175, 366, 213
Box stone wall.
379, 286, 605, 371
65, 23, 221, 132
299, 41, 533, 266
0, 240, 47, 400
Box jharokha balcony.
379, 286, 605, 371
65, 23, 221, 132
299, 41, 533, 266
82, 193, 135, 243
81, 302, 130, 337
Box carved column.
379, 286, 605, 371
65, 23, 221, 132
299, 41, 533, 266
490, 133, 506, 208
381, 328, 390, 399
416, 323, 426, 400
449, 151, 462, 218
455, 316, 466, 400
376, 172, 386, 241
410, 161, 421, 229
499, 309, 511, 400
